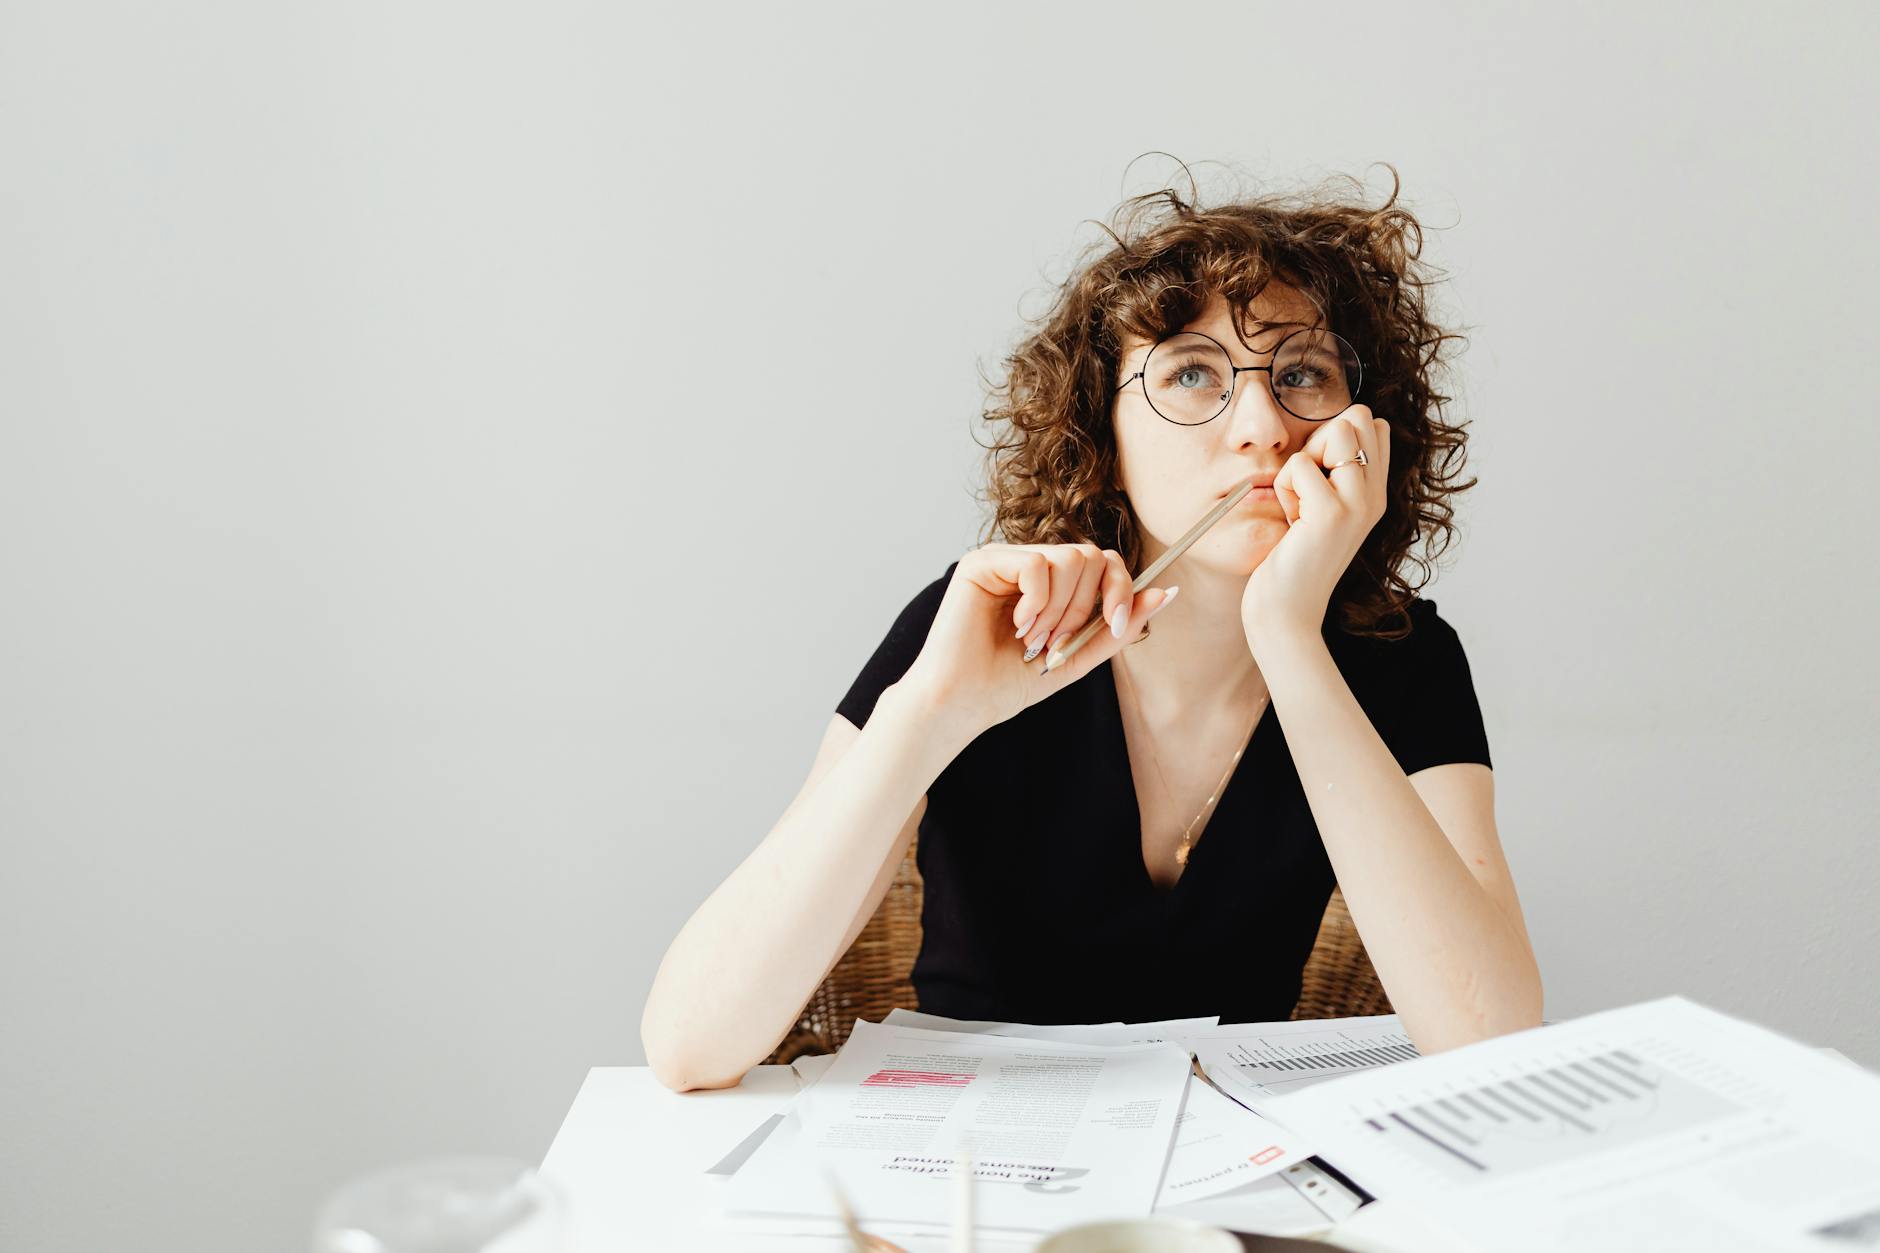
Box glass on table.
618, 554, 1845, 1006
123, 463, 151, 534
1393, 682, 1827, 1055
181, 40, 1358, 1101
310, 1155, 564, 1253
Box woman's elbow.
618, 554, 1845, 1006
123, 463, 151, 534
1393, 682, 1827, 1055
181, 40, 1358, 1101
649, 1055, 749, 1093
642, 1019, 755, 1093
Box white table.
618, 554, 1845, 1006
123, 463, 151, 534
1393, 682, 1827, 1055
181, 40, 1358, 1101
539, 1048, 1875, 1252
538, 1064, 1043, 1251
536, 1065, 1363, 1252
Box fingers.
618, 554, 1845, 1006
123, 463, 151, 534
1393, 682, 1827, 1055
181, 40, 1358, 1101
1302, 404, 1388, 520
1018, 551, 1074, 657
1285, 448, 1340, 517
1098, 550, 1134, 640
972, 548, 1050, 639
966, 540, 1173, 663
1304, 408, 1365, 477
1284, 408, 1372, 524
1122, 581, 1175, 643
1052, 549, 1108, 654
1009, 552, 1045, 638
1023, 544, 1106, 660
1330, 403, 1380, 471
1043, 583, 1177, 684
1272, 457, 1303, 525
967, 543, 1136, 663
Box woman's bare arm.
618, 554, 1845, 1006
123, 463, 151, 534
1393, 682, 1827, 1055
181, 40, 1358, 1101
640, 679, 977, 1092
641, 544, 1169, 1090
1255, 629, 1544, 1053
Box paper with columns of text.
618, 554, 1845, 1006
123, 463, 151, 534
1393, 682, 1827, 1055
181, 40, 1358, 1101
1180, 1013, 1417, 1115
722, 1019, 1193, 1233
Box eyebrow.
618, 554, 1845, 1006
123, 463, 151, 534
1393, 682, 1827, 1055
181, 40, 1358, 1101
1129, 322, 1320, 360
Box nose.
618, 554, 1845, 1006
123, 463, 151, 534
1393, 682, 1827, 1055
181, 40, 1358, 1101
1221, 369, 1292, 452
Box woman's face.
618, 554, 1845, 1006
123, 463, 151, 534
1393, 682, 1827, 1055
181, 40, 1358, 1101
1112, 285, 1331, 576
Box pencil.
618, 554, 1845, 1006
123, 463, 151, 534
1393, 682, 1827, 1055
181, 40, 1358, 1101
951, 1145, 974, 1253
1040, 478, 1255, 675
822, 1167, 872, 1252
823, 1167, 912, 1253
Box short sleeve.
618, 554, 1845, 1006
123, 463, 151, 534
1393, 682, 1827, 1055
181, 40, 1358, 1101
834, 560, 959, 730
1372, 598, 1493, 776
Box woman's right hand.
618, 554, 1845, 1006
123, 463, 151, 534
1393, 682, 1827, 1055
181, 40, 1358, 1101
897, 542, 1178, 738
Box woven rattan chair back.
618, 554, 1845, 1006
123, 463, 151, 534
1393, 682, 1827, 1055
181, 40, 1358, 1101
764, 835, 1391, 1064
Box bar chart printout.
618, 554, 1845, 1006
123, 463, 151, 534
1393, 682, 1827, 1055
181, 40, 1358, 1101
1265, 998, 1880, 1252
1182, 1016, 1419, 1111
1340, 1045, 1741, 1185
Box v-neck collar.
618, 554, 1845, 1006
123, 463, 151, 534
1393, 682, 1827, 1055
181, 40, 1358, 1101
1099, 658, 1273, 900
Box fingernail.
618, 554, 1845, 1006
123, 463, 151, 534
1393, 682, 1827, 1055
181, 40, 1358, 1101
1110, 605, 1127, 639
1022, 637, 1045, 663
1015, 615, 1036, 639
1146, 586, 1180, 620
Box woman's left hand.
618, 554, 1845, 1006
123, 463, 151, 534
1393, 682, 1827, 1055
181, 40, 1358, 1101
1239, 405, 1391, 649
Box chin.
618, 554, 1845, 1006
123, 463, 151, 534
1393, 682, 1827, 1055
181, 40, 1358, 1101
1190, 531, 1280, 576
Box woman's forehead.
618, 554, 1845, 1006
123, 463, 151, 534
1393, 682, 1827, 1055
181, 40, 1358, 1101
1120, 287, 1324, 350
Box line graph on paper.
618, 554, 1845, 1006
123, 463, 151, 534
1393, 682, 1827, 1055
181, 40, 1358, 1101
1189, 1017, 1421, 1110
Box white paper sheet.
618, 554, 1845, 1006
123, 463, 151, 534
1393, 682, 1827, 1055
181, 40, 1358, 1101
708, 1109, 1025, 1246
725, 1017, 1211, 1179
790, 1051, 838, 1090
1179, 1014, 1417, 1114
1152, 1071, 1315, 1206
1270, 996, 1880, 1252
711, 1116, 1346, 1246
1157, 1160, 1362, 1235
883, 1008, 1217, 1043
723, 1019, 1194, 1233
875, 1011, 1301, 1207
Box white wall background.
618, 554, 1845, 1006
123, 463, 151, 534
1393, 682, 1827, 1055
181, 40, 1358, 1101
3, 2, 1875, 1249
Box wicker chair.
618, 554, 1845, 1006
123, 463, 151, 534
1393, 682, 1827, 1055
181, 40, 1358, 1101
764, 834, 1391, 1063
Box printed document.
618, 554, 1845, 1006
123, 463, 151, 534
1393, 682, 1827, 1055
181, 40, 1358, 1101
722, 1019, 1193, 1233
1265, 996, 1880, 1252
1154, 1070, 1315, 1206
1180, 1014, 1417, 1114
883, 1008, 1217, 1043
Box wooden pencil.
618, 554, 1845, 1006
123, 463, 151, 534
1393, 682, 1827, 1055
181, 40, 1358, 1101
1040, 478, 1255, 675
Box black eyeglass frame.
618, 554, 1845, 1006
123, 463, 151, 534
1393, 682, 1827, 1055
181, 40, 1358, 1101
1113, 328, 1365, 425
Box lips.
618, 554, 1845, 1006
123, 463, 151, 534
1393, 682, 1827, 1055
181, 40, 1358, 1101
1219, 477, 1278, 499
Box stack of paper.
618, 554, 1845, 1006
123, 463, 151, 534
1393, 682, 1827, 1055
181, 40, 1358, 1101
1182, 1014, 1421, 1115
1261, 996, 1880, 1252
706, 997, 1880, 1249
710, 1013, 1341, 1243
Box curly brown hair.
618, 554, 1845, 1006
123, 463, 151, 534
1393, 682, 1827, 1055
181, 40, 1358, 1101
971, 159, 1477, 642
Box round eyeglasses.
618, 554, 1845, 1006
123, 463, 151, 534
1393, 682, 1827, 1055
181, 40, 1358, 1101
1114, 328, 1364, 425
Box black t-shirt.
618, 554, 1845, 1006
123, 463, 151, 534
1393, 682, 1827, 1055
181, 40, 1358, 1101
835, 559, 1493, 1026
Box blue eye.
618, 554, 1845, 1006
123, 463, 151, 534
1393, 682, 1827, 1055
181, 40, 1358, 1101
1278, 365, 1331, 390
1160, 359, 1221, 390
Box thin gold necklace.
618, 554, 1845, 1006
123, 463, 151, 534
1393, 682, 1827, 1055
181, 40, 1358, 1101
1114, 658, 1268, 873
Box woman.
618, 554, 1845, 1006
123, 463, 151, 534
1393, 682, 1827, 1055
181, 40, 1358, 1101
643, 165, 1543, 1092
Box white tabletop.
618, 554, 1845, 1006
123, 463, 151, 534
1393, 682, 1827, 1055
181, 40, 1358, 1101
538, 1048, 1874, 1252
535, 1064, 1384, 1252
538, 1064, 1045, 1252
